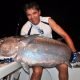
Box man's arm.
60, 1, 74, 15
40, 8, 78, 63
48, 18, 76, 52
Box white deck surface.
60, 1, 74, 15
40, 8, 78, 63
0, 62, 80, 80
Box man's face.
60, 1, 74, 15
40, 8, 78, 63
25, 8, 41, 25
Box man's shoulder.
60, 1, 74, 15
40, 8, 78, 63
40, 16, 51, 23
40, 16, 51, 19
23, 21, 31, 27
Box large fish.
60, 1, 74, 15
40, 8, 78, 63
0, 34, 72, 73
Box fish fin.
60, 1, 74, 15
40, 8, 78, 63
22, 34, 39, 37
21, 34, 39, 44
21, 62, 30, 74
27, 34, 39, 42
28, 34, 39, 38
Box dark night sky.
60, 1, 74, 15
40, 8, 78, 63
0, 0, 80, 51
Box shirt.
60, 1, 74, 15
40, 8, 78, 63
20, 16, 52, 38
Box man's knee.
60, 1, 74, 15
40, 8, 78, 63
56, 64, 68, 80
56, 64, 68, 72
32, 66, 43, 75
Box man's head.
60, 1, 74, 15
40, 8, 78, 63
24, 2, 41, 25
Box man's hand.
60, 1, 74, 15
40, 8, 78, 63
70, 52, 80, 63
70, 52, 80, 68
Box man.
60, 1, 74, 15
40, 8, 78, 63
20, 1, 77, 80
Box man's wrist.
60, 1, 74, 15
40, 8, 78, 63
70, 52, 78, 63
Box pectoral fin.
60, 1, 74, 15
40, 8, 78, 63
21, 62, 30, 74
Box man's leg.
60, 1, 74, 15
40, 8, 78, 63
56, 64, 68, 80
30, 66, 43, 80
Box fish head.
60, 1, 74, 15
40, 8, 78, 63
0, 37, 19, 57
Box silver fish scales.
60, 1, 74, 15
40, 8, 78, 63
0, 34, 72, 73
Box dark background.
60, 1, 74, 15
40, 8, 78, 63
0, 0, 80, 51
